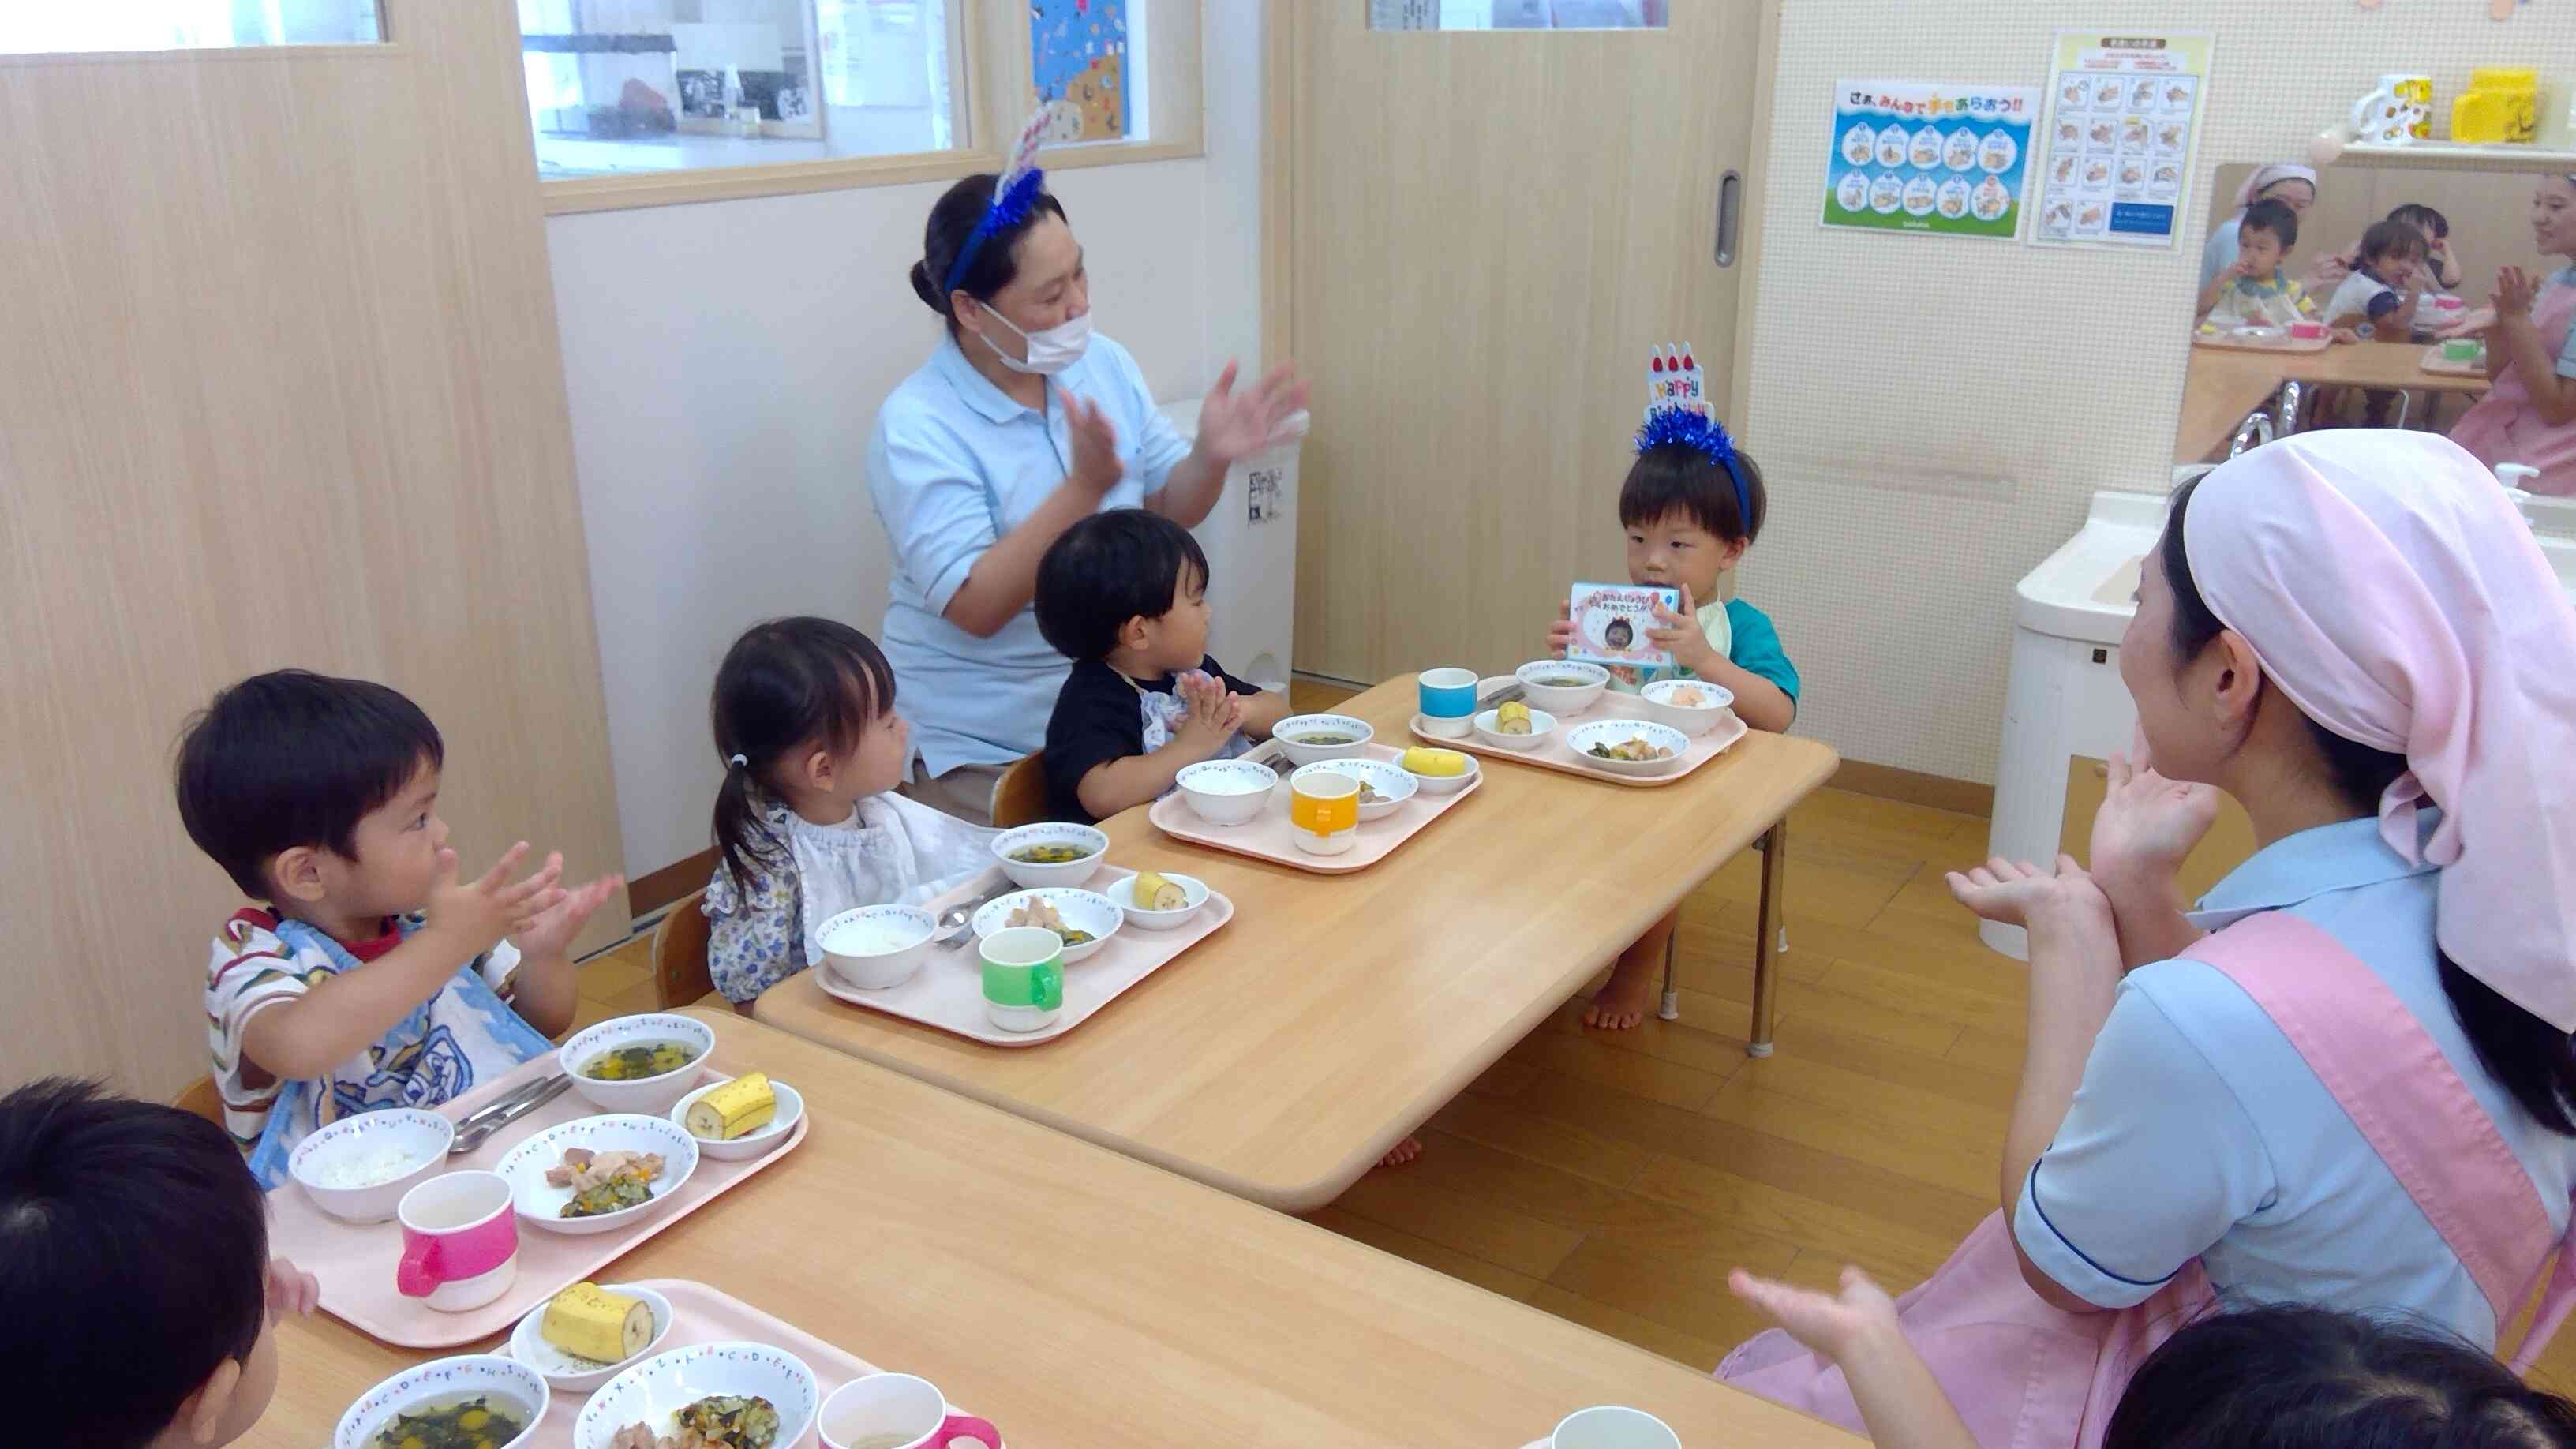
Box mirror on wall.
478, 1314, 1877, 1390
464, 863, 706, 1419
2175, 163, 2549, 468
1367, 1, 1665, 30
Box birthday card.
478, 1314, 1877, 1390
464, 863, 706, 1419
1568, 582, 1680, 669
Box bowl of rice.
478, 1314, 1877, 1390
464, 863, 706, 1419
289, 1108, 455, 1223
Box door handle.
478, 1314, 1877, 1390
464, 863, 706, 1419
1714, 169, 1743, 267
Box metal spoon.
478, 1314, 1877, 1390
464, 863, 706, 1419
448, 1073, 572, 1155
935, 880, 1017, 947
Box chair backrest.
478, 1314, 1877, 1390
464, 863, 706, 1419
990, 751, 1047, 829
172, 1076, 226, 1127
652, 888, 716, 1009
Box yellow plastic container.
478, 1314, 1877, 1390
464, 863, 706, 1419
2453, 66, 2541, 143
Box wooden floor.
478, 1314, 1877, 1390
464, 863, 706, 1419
570, 680, 2576, 1386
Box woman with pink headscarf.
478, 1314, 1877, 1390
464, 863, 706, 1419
1719, 432, 2576, 1447
2450, 173, 2576, 496
2199, 163, 2318, 294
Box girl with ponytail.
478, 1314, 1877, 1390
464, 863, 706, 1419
701, 617, 996, 1005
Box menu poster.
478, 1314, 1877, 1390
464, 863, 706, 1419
1567, 582, 1682, 670
2029, 32, 2215, 249
1824, 80, 2039, 240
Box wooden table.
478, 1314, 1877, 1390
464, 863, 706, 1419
249, 1013, 1863, 1448
757, 676, 1840, 1211
2175, 347, 2292, 463
2176, 340, 2492, 463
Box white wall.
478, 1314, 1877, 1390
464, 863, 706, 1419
549, 2, 1264, 881
1747, 0, 2576, 788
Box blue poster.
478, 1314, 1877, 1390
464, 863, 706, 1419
1031, 0, 1126, 143
1824, 80, 2039, 240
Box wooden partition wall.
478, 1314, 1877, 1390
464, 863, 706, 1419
0, 3, 628, 1099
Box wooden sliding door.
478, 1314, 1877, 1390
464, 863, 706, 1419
0, 2, 627, 1098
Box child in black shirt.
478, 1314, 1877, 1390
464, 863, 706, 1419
1035, 509, 1290, 823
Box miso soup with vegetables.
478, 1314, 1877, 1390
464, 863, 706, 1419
373, 1395, 530, 1449
1008, 843, 1093, 865
580, 1041, 698, 1081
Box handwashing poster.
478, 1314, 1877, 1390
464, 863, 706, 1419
1825, 80, 2038, 240
2028, 32, 2214, 249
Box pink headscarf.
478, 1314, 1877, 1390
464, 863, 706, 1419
2186, 432, 2576, 1029
2230, 162, 2317, 214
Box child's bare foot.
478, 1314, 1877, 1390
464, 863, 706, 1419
1583, 951, 1660, 1031
1379, 1136, 1423, 1167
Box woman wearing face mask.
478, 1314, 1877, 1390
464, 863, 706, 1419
871, 157, 1306, 824
1720, 431, 2576, 1447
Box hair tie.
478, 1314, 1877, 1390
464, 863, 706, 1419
727, 754, 748, 770
1635, 342, 1752, 527
942, 110, 1053, 298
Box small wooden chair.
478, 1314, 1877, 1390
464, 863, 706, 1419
172, 1076, 227, 1126
651, 888, 718, 1009
990, 751, 1048, 829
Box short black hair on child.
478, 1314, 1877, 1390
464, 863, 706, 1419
2359, 217, 2431, 267
1034, 508, 1211, 663
1619, 440, 1769, 545
2388, 201, 2451, 240
1, 1078, 268, 1449
2241, 197, 2300, 251
175, 669, 445, 899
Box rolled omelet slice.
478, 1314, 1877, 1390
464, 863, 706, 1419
1133, 871, 1189, 911
1496, 701, 1533, 736
541, 1282, 652, 1364
684, 1073, 777, 1140
1401, 747, 1470, 777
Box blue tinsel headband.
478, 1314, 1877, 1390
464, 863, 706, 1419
941, 110, 1054, 298
1635, 407, 1753, 532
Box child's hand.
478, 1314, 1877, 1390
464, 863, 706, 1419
2222, 257, 2256, 283
1945, 854, 2111, 934
1056, 387, 1124, 494
268, 1257, 321, 1318
1729, 1265, 1904, 1366
512, 866, 625, 964
425, 842, 564, 959
2332, 326, 2362, 344
1646, 586, 1720, 676
1170, 674, 1238, 758
1547, 601, 1576, 659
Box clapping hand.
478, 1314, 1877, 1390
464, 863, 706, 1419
513, 866, 625, 964
2088, 752, 2218, 889
1172, 672, 1243, 758
2496, 265, 2541, 321
1945, 854, 2112, 934
1729, 1265, 1904, 1365
1192, 360, 1309, 467
1058, 387, 1124, 493
426, 843, 564, 959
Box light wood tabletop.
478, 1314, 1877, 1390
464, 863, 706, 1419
2175, 347, 2292, 463
248, 1013, 1863, 1448
2175, 340, 2492, 463
756, 675, 1840, 1211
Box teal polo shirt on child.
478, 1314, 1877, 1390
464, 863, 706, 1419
869, 331, 1193, 777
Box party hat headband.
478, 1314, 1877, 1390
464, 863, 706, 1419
942, 109, 1053, 297
1635, 343, 1750, 528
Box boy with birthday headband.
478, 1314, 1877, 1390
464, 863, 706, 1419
1545, 345, 1802, 1029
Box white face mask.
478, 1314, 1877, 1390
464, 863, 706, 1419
973, 304, 1091, 375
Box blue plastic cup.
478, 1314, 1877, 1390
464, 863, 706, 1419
1418, 668, 1478, 738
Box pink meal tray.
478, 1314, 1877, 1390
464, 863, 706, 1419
813, 863, 1234, 1045
1408, 678, 1749, 788
2192, 327, 2332, 354
1147, 741, 1484, 874
506, 1279, 998, 1447
273, 1052, 807, 1349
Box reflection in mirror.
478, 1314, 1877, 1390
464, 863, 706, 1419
1368, 0, 1666, 31
2176, 162, 2576, 496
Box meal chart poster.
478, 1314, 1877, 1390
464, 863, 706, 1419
2029, 32, 2214, 249
1823, 80, 2039, 240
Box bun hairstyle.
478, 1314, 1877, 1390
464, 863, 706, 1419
909, 172, 1070, 338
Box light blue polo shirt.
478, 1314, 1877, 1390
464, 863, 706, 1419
868, 331, 1191, 777
2013, 813, 2576, 1349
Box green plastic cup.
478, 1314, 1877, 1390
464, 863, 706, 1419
980, 926, 1065, 1034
